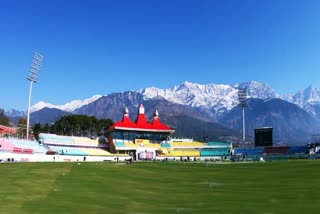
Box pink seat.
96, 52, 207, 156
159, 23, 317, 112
0, 138, 15, 151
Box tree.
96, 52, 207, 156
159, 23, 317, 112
98, 118, 114, 137
42, 123, 50, 133
33, 123, 41, 141
29, 115, 114, 138
17, 117, 27, 138
50, 115, 113, 137
0, 108, 10, 126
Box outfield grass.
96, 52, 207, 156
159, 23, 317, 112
0, 160, 319, 213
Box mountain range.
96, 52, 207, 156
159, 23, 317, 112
4, 81, 320, 145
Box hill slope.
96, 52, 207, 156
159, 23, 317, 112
219, 98, 320, 145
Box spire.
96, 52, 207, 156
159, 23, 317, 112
153, 109, 160, 125
122, 106, 130, 123
154, 109, 159, 118
139, 104, 145, 114
124, 106, 129, 115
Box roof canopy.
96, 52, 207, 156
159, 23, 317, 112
0, 125, 17, 134
110, 104, 174, 133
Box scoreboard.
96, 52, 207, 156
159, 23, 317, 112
255, 127, 273, 147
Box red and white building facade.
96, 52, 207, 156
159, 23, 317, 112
108, 104, 174, 160
0, 125, 17, 135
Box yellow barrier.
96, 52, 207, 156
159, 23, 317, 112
81, 148, 113, 156
158, 149, 200, 157
135, 139, 150, 144
124, 142, 139, 147
171, 141, 204, 147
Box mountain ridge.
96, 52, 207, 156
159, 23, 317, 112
5, 81, 320, 117
3, 80, 320, 145
219, 98, 320, 145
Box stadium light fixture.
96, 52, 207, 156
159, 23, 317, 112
238, 88, 248, 144
26, 52, 43, 140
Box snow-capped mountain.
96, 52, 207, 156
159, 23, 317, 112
140, 81, 278, 116
283, 85, 320, 107
283, 85, 320, 117
4, 80, 320, 144
5, 109, 26, 118
30, 101, 58, 113
141, 81, 238, 110
5, 81, 320, 121
30, 95, 102, 113
233, 81, 279, 99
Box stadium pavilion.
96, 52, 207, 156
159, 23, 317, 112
108, 104, 232, 160
108, 104, 174, 160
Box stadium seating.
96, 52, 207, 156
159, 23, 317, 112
169, 150, 200, 157
72, 136, 98, 144
40, 133, 102, 147
49, 146, 88, 156
124, 142, 139, 148
81, 148, 113, 156
116, 139, 161, 149
114, 141, 125, 147
157, 148, 170, 156
8, 138, 47, 154
0, 138, 15, 152
234, 148, 264, 156
200, 148, 230, 156
264, 146, 289, 154
144, 143, 161, 149
207, 141, 231, 147
158, 149, 200, 157
13, 147, 23, 153
23, 148, 33, 154
40, 134, 73, 144
160, 142, 171, 148
171, 141, 204, 147
288, 146, 309, 154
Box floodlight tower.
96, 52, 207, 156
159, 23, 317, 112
26, 52, 43, 140
238, 88, 248, 143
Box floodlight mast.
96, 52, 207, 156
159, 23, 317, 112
238, 88, 248, 144
26, 52, 43, 140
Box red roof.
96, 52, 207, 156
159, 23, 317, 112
110, 104, 174, 133
0, 125, 17, 134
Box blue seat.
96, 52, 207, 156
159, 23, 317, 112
115, 142, 125, 147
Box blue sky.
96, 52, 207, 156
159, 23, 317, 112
1, 0, 320, 111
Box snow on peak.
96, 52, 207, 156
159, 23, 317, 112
139, 87, 164, 99
141, 81, 281, 115
283, 85, 320, 108
5, 109, 27, 118
30, 101, 57, 113
142, 81, 238, 110
234, 81, 278, 99
59, 95, 102, 112
30, 95, 102, 113
304, 85, 320, 103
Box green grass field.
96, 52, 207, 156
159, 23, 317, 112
0, 160, 319, 214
